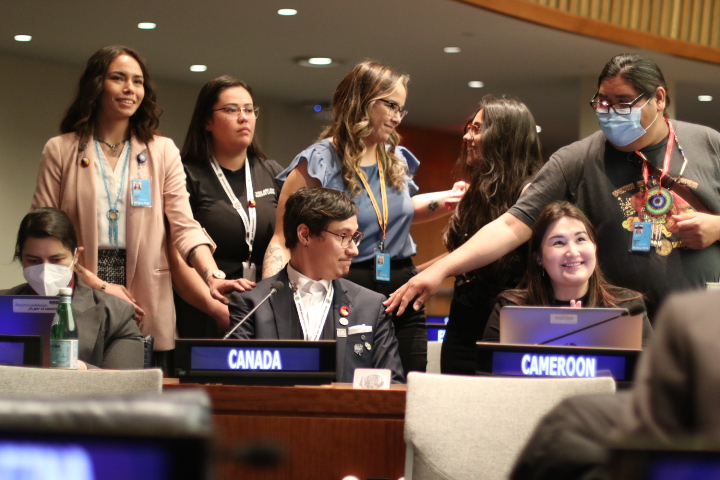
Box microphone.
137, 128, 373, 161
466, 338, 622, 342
536, 308, 633, 346
223, 281, 284, 340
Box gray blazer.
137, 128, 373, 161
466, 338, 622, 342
1, 277, 144, 369
229, 269, 405, 383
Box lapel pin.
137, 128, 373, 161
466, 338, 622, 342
80, 157, 90, 167
339, 318, 348, 326
340, 305, 350, 317
248, 200, 256, 208
354, 344, 363, 356
365, 342, 372, 351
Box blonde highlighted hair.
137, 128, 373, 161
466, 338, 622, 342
320, 60, 410, 197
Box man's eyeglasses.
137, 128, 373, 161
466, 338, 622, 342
214, 105, 260, 119
589, 92, 646, 115
378, 99, 408, 119
323, 230, 364, 248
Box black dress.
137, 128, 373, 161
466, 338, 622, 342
174, 155, 283, 338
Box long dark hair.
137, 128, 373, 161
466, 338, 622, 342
320, 60, 409, 197
181, 75, 266, 164
60, 45, 161, 143
14, 208, 78, 260
597, 53, 670, 114
444, 95, 542, 278
500, 201, 640, 307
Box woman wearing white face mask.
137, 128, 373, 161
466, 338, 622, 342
1, 208, 144, 369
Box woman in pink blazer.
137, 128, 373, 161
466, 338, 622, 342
32, 45, 251, 365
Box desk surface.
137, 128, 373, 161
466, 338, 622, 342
164, 382, 407, 480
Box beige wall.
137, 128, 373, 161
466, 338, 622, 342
0, 53, 325, 287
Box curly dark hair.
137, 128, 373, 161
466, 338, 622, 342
60, 45, 161, 143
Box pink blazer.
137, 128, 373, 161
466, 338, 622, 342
32, 132, 214, 351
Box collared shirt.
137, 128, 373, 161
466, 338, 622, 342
287, 264, 332, 338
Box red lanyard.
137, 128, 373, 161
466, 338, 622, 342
636, 118, 676, 192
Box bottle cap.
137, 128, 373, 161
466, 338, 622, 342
58, 287, 73, 296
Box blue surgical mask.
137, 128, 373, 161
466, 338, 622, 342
597, 99, 658, 147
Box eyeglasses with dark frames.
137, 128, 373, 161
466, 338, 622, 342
322, 230, 364, 248
214, 104, 260, 119
378, 99, 408, 119
589, 92, 646, 115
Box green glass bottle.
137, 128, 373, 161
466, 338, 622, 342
50, 287, 78, 369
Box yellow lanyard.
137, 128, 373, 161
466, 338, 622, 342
354, 149, 389, 250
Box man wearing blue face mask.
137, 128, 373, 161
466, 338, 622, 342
387, 53, 720, 321
1, 208, 144, 369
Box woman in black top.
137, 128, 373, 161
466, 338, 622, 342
483, 201, 652, 342
441, 96, 542, 374
172, 76, 282, 337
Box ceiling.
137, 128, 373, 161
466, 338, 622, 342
2, 0, 719, 156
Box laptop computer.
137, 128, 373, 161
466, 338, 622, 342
0, 295, 58, 366
499, 306, 643, 349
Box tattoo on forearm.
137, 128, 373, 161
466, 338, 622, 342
187, 246, 198, 264
262, 245, 286, 278
428, 199, 439, 212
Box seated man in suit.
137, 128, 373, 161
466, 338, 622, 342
229, 187, 405, 383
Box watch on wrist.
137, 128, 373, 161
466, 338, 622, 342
205, 270, 226, 285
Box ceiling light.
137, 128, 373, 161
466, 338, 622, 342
190, 65, 207, 72
138, 22, 156, 30
698, 95, 713, 102
468, 81, 484, 88
14, 35, 32, 42
536, 125, 542, 133
444, 47, 461, 53
297, 57, 338, 68
278, 8, 297, 15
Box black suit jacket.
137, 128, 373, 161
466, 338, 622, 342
229, 269, 405, 383
1, 277, 144, 369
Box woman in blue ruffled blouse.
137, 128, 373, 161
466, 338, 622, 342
263, 60, 465, 374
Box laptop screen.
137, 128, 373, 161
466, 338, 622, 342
0, 296, 57, 366
499, 306, 643, 349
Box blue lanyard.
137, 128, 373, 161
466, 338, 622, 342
94, 139, 130, 249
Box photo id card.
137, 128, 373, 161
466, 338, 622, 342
374, 251, 391, 282
242, 261, 257, 281
131, 178, 152, 207
630, 221, 652, 252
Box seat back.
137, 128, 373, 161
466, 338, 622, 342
404, 372, 616, 480
426, 341, 442, 373
0, 365, 163, 396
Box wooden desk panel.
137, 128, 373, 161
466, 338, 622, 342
164, 383, 406, 480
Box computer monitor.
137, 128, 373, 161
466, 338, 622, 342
173, 339, 337, 385
0, 296, 57, 366
0, 430, 209, 480
610, 441, 720, 480
499, 306, 643, 349
0, 334, 42, 366
425, 316, 448, 342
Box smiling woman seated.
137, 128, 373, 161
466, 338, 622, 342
1, 208, 144, 369
482, 201, 652, 343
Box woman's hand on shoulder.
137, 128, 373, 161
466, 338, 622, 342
103, 283, 147, 318
207, 277, 256, 305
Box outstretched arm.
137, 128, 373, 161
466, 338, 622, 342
384, 212, 531, 315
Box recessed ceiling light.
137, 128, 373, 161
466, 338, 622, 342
468, 81, 484, 88
14, 35, 32, 42
536, 125, 542, 133
297, 57, 338, 68
190, 65, 207, 72
444, 47, 461, 53
278, 8, 297, 15
698, 95, 713, 102
138, 22, 156, 30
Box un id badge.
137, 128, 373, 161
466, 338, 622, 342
630, 221, 652, 252
374, 251, 391, 282
242, 261, 257, 281
131, 178, 152, 207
